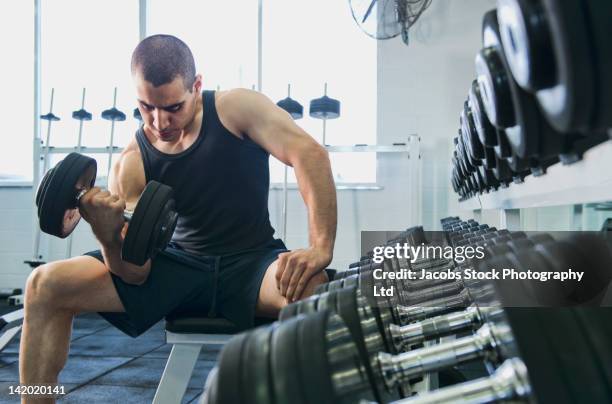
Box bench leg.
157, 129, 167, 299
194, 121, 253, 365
153, 343, 202, 404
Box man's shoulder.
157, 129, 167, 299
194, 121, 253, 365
215, 88, 262, 135
216, 88, 256, 110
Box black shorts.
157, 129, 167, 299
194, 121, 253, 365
84, 239, 288, 337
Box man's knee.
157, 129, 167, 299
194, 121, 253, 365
25, 262, 68, 309
301, 270, 329, 299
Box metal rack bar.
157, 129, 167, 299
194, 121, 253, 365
459, 140, 612, 211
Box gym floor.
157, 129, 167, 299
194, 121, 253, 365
0, 306, 219, 403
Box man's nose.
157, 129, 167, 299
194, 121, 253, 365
153, 109, 170, 130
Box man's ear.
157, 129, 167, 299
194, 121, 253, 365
193, 74, 203, 93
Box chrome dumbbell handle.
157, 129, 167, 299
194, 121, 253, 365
399, 281, 464, 305
390, 306, 486, 351
390, 358, 531, 404
75, 189, 133, 222
395, 289, 472, 324
377, 322, 513, 389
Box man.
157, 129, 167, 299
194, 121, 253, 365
19, 34, 336, 402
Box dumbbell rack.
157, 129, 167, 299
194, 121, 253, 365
458, 137, 612, 230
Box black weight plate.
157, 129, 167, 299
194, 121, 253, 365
581, 1, 612, 131
492, 154, 514, 184
557, 234, 612, 303
334, 287, 387, 402
313, 282, 330, 295
122, 181, 161, 265
36, 167, 55, 214
147, 197, 178, 259
494, 128, 513, 158
507, 237, 535, 252
122, 181, 174, 265
534, 240, 591, 304
296, 311, 336, 404
271, 317, 306, 404
201, 367, 218, 404
217, 332, 249, 404
316, 290, 336, 313
328, 279, 344, 291
482, 9, 562, 164
39, 154, 79, 235
497, 0, 557, 91
483, 147, 497, 170
140, 182, 175, 260
482, 9, 502, 49
39, 153, 96, 238
37, 166, 57, 220
528, 233, 555, 246
297, 294, 318, 315
476, 47, 516, 129
469, 79, 498, 147
514, 308, 610, 403
466, 104, 486, 161
344, 274, 359, 289
509, 248, 568, 305
242, 324, 276, 404
279, 300, 300, 321
571, 307, 612, 399
536, 0, 594, 133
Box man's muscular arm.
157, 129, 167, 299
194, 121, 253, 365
219, 89, 337, 302
80, 145, 151, 285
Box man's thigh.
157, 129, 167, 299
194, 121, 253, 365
255, 259, 328, 317
34, 256, 125, 313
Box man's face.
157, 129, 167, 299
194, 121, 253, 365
133, 73, 201, 142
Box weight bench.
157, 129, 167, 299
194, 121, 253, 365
152, 313, 272, 404
152, 269, 336, 404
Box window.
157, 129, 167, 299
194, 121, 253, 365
263, 0, 377, 183
0, 1, 35, 180
41, 0, 140, 178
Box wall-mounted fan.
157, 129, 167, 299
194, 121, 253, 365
349, 0, 433, 45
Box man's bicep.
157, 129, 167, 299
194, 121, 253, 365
109, 151, 146, 210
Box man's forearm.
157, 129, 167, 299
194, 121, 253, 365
293, 145, 337, 256
100, 241, 151, 285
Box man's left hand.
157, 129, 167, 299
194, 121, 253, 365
276, 247, 332, 303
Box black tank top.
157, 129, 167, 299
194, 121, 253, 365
135, 90, 275, 255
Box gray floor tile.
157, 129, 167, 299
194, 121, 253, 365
57, 385, 201, 404
143, 344, 221, 361
0, 356, 132, 384
94, 325, 165, 342
68, 334, 165, 357
0, 355, 18, 370
92, 356, 215, 389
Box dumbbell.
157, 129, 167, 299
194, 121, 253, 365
282, 288, 513, 401
478, 9, 578, 173
284, 284, 495, 355
497, 0, 612, 135
278, 285, 499, 401
209, 310, 375, 404
385, 357, 530, 404
36, 153, 178, 265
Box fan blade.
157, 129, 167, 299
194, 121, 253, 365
361, 0, 378, 23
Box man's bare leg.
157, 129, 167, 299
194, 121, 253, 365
255, 259, 328, 317
19, 256, 125, 404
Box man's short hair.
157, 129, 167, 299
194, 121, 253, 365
131, 34, 196, 90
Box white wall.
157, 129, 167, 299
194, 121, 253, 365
377, 0, 497, 228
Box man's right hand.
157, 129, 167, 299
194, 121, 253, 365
79, 187, 127, 247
